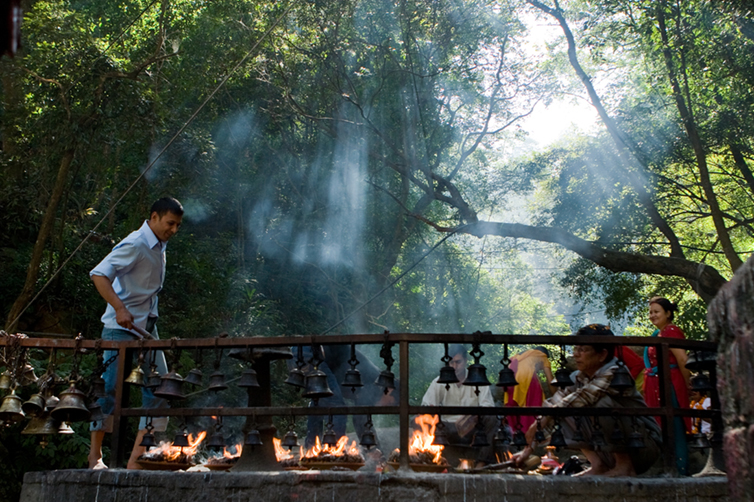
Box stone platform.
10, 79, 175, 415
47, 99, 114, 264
20, 469, 728, 502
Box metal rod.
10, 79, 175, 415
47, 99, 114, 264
399, 340, 410, 470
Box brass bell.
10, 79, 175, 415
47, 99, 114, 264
22, 393, 47, 416
285, 367, 306, 388
551, 368, 574, 388
496, 367, 518, 388
21, 414, 72, 435
282, 429, 299, 449
360, 419, 377, 449
463, 363, 491, 387
88, 401, 107, 423
0, 371, 11, 390
342, 368, 363, 392
173, 431, 190, 448
550, 425, 567, 448
44, 394, 59, 412
145, 364, 162, 389
685, 350, 716, 372
374, 370, 395, 392
125, 366, 146, 386
207, 431, 226, 450
322, 421, 338, 446
21, 364, 39, 386
609, 361, 634, 391
303, 369, 334, 399
207, 370, 228, 392
184, 368, 203, 388
154, 371, 185, 400
0, 390, 25, 423
50, 384, 90, 423
91, 376, 107, 398
437, 365, 459, 388
238, 368, 260, 388
626, 430, 646, 449
691, 373, 714, 392
472, 420, 490, 447
140, 431, 157, 449
689, 433, 712, 450
244, 428, 263, 446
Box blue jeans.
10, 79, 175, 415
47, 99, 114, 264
90, 326, 169, 432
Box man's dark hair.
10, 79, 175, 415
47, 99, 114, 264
150, 197, 184, 217
573, 323, 615, 361
448, 344, 468, 359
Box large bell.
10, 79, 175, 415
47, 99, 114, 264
463, 363, 491, 387
173, 431, 190, 448
282, 429, 299, 449
685, 350, 717, 372
626, 430, 646, 449
689, 432, 712, 450
471, 420, 490, 447
375, 370, 395, 392
342, 368, 363, 392
207, 431, 226, 450
0, 371, 11, 390
238, 368, 260, 388
21, 414, 72, 435
184, 368, 203, 388
691, 373, 714, 392
551, 368, 574, 388
22, 393, 47, 416
124, 366, 146, 386
609, 361, 634, 391
245, 428, 263, 446
303, 369, 333, 399
207, 370, 228, 392
153, 371, 185, 400
437, 365, 459, 389
50, 384, 90, 423
496, 366, 518, 388
284, 367, 306, 388
550, 425, 567, 448
0, 390, 25, 423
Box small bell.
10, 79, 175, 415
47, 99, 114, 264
438, 365, 459, 389
512, 429, 528, 448
433, 424, 450, 446
140, 431, 157, 449
282, 428, 299, 449
471, 420, 490, 447
685, 350, 716, 372
572, 422, 586, 443
184, 368, 203, 388
590, 423, 605, 448
691, 373, 714, 392
360, 419, 377, 449
689, 433, 711, 450
342, 368, 363, 392
494, 420, 511, 447
50, 384, 90, 423
496, 366, 518, 388
173, 430, 190, 448
21, 393, 47, 417
0, 371, 12, 390
207, 370, 228, 392
610, 423, 625, 443
322, 420, 338, 447
145, 366, 162, 389
88, 401, 107, 423
550, 424, 567, 449
303, 368, 334, 399
551, 368, 574, 388
91, 376, 107, 398
609, 361, 634, 391
626, 430, 646, 449
374, 370, 395, 393
238, 368, 260, 388
0, 390, 25, 423
245, 428, 263, 446
284, 367, 306, 388
153, 371, 185, 400
44, 394, 59, 412
207, 430, 226, 450
125, 366, 146, 386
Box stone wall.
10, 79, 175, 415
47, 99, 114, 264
708, 255, 754, 501
20, 470, 728, 502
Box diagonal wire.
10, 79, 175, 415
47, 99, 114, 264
8, 3, 294, 330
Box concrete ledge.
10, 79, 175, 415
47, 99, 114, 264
20, 469, 729, 502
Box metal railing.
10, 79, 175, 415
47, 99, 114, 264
0, 332, 720, 475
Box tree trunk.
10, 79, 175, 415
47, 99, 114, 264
5, 148, 76, 332
729, 143, 754, 195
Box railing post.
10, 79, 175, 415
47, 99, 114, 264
110, 344, 132, 468
399, 339, 410, 470
658, 341, 677, 476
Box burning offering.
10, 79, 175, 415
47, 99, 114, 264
273, 437, 304, 469
136, 431, 207, 471
205, 444, 242, 471
300, 436, 365, 470
388, 414, 449, 472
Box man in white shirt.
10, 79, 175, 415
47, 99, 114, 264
421, 344, 497, 466
88, 197, 183, 469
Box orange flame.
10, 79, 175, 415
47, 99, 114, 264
148, 431, 207, 461
273, 437, 294, 462
222, 443, 243, 459
302, 435, 361, 459
409, 414, 444, 464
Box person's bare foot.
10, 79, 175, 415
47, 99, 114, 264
603, 465, 636, 477
603, 453, 636, 477
90, 459, 108, 470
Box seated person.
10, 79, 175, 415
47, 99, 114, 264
421, 344, 497, 467
503, 346, 555, 431
513, 324, 662, 476
689, 376, 711, 435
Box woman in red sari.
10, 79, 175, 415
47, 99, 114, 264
642, 296, 691, 474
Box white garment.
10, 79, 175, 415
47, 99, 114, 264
421, 372, 495, 423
